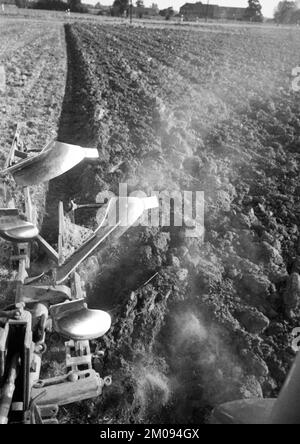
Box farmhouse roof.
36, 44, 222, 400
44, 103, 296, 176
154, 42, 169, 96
181, 2, 218, 8
180, 2, 244, 10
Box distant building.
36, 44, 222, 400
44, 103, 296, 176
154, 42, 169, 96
180, 2, 217, 20
217, 6, 246, 20
94, 5, 111, 15
180, 2, 246, 21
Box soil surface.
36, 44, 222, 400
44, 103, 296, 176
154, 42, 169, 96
0, 18, 67, 307
2, 16, 300, 424
51, 23, 300, 424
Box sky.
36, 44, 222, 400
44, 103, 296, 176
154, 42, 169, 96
83, 1, 280, 18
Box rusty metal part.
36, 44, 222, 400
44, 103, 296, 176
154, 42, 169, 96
31, 369, 104, 407
65, 340, 92, 373
0, 324, 9, 381
0, 354, 20, 424
33, 372, 77, 389
25, 274, 46, 285
16, 258, 28, 284
17, 284, 71, 305
27, 403, 59, 424
68, 200, 104, 213
103, 376, 112, 387
5, 124, 22, 169
36, 235, 59, 264
29, 303, 49, 346
2, 141, 100, 186
58, 201, 64, 266
29, 352, 42, 396
0, 308, 23, 320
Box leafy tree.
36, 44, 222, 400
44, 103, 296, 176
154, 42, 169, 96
112, 0, 129, 16
31, 0, 67, 10
274, 1, 298, 23
159, 6, 174, 20
244, 0, 263, 22
68, 0, 88, 13
136, 0, 144, 18
15, 0, 28, 7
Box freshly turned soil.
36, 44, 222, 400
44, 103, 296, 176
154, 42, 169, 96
53, 23, 300, 424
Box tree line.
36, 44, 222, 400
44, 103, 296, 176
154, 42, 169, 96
15, 0, 300, 25
15, 0, 88, 13
111, 0, 264, 22
274, 1, 300, 24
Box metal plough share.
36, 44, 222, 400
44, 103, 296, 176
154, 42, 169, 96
1, 139, 100, 187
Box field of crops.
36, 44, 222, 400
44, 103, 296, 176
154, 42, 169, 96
2, 14, 300, 424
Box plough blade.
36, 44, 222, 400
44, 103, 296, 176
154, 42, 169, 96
50, 299, 111, 341
0, 209, 39, 243
212, 350, 300, 424
55, 196, 159, 284
2, 141, 99, 186
211, 399, 276, 425
55, 223, 118, 284
18, 284, 72, 305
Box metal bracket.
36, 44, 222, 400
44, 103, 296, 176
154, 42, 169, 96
65, 339, 92, 373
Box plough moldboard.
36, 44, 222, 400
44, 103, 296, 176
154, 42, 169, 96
0, 125, 158, 424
